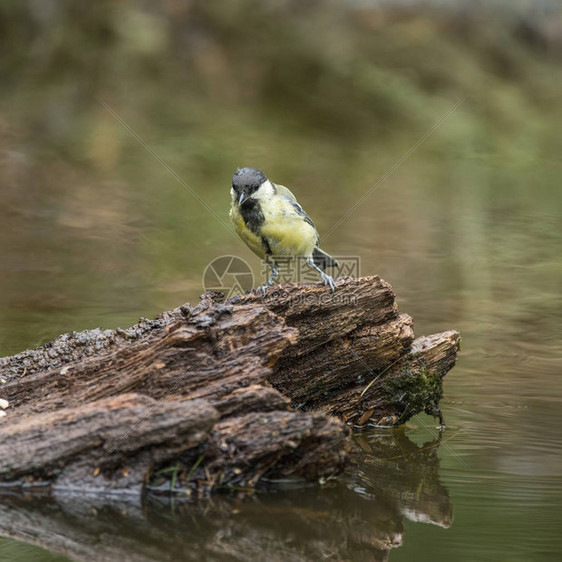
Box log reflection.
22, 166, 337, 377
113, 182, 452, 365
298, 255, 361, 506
0, 428, 452, 562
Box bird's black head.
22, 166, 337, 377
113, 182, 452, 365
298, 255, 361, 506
232, 167, 267, 206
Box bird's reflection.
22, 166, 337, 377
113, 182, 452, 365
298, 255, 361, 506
0, 428, 452, 562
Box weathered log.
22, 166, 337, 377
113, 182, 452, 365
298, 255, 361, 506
0, 394, 217, 492
0, 276, 460, 493
230, 278, 460, 425
0, 301, 297, 416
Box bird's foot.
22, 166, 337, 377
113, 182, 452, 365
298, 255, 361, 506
255, 284, 268, 296
320, 272, 336, 292
256, 281, 274, 296
256, 261, 280, 296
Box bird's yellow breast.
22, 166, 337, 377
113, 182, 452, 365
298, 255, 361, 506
260, 206, 317, 257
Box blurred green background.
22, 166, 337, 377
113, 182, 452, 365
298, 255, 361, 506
0, 1, 561, 560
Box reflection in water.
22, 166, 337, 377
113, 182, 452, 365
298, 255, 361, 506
351, 429, 452, 529
0, 429, 451, 562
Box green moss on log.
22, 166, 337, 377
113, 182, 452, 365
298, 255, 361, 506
382, 366, 443, 423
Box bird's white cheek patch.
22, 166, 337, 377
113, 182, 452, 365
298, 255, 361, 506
254, 180, 274, 199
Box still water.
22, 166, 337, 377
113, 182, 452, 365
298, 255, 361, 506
1, 2, 561, 560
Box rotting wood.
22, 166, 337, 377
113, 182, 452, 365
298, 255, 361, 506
0, 394, 218, 492
0, 276, 460, 494
230, 277, 460, 425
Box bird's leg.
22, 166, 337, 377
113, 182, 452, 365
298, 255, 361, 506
256, 260, 280, 295
265, 260, 280, 288
306, 258, 336, 292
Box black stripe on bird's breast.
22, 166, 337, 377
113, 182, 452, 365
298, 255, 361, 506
240, 198, 265, 233
261, 236, 272, 255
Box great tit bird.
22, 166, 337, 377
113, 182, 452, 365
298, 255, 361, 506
229, 167, 338, 292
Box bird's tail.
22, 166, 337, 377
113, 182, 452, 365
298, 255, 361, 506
313, 247, 338, 270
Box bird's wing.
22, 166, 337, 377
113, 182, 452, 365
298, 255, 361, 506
275, 183, 298, 202
276, 183, 316, 230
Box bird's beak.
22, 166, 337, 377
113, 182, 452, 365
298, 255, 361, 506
238, 192, 246, 206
